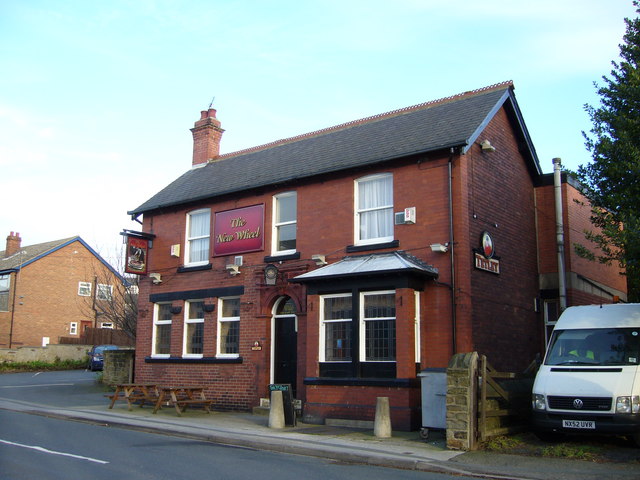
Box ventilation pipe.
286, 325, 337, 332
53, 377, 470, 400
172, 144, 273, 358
553, 158, 567, 311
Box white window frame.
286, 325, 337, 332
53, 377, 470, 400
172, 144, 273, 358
359, 290, 396, 362
354, 173, 394, 245
151, 303, 172, 358
271, 191, 297, 256
69, 322, 78, 335
319, 293, 353, 363
414, 291, 421, 363
183, 300, 205, 358
217, 297, 240, 358
97, 284, 113, 301
78, 281, 92, 297
185, 208, 211, 266
0, 274, 11, 312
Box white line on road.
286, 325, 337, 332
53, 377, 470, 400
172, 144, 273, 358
0, 438, 109, 464
0, 383, 74, 388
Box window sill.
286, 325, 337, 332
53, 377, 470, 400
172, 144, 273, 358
346, 240, 399, 253
177, 263, 213, 273
304, 377, 418, 388
264, 252, 301, 263
145, 356, 243, 364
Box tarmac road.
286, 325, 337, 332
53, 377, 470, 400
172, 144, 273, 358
0, 369, 639, 480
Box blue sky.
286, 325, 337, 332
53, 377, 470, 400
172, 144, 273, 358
1, 0, 636, 262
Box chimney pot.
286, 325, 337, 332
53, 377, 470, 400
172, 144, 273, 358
191, 108, 225, 166
5, 231, 22, 258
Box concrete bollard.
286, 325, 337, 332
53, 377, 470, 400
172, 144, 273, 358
374, 396, 392, 438
268, 390, 285, 429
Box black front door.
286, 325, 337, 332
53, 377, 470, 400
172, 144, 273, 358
274, 315, 297, 397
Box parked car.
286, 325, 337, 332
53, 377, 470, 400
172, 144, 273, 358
87, 344, 118, 371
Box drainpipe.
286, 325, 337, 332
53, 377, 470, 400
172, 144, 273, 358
553, 158, 567, 311
449, 148, 457, 353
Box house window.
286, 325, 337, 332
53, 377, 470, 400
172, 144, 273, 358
69, 322, 78, 335
97, 284, 112, 301
360, 291, 396, 361
184, 300, 204, 357
186, 208, 211, 266
152, 303, 173, 356
272, 191, 297, 255
320, 294, 352, 362
319, 289, 397, 378
217, 297, 240, 357
0, 274, 10, 312
355, 173, 393, 245
78, 281, 92, 297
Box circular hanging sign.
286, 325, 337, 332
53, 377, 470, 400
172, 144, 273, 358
481, 231, 494, 259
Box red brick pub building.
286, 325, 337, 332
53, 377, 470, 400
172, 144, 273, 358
128, 82, 626, 430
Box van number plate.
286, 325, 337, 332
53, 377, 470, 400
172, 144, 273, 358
562, 420, 595, 429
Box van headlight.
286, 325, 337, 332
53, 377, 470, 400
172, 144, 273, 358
532, 394, 547, 411
616, 396, 640, 414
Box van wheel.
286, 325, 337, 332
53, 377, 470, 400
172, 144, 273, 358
629, 433, 640, 448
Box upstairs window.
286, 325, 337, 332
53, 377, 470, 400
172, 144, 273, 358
272, 192, 297, 255
186, 208, 211, 266
0, 274, 11, 311
355, 174, 393, 245
97, 284, 113, 301
78, 281, 92, 297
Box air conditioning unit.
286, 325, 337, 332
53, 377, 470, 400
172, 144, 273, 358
394, 212, 406, 225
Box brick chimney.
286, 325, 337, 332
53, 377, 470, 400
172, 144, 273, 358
191, 108, 225, 166
5, 232, 21, 258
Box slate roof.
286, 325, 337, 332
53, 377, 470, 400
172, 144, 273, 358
0, 236, 121, 280
291, 251, 438, 283
130, 81, 539, 216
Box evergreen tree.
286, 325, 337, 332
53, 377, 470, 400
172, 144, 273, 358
577, 1, 640, 301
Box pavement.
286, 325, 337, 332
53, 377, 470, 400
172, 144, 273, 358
0, 373, 639, 480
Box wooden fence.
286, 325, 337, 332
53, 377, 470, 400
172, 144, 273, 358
59, 327, 134, 347
477, 354, 538, 441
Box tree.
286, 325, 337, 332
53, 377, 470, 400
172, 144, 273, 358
79, 248, 138, 341
577, 1, 640, 301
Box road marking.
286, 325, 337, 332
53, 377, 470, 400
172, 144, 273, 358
0, 383, 74, 388
0, 438, 109, 464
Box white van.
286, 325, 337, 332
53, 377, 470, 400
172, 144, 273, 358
531, 303, 640, 446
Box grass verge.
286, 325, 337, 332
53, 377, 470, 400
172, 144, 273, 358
0, 359, 87, 373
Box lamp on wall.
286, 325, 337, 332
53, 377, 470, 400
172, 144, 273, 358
430, 243, 449, 253
480, 140, 496, 152
311, 254, 327, 266
226, 264, 241, 276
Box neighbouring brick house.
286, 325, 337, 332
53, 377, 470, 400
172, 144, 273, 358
0, 233, 125, 347
127, 82, 626, 430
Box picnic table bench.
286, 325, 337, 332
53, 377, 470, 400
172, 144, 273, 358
152, 385, 213, 416
106, 383, 159, 411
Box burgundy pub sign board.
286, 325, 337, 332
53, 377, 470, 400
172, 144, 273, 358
213, 204, 264, 256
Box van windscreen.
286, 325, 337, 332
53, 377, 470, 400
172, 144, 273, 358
545, 328, 640, 366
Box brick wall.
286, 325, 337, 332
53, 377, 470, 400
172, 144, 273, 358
0, 241, 121, 347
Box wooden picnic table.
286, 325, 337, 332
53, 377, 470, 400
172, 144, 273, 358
152, 385, 213, 416
106, 383, 159, 411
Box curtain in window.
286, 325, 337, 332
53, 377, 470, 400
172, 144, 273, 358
189, 210, 210, 263
359, 175, 393, 241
